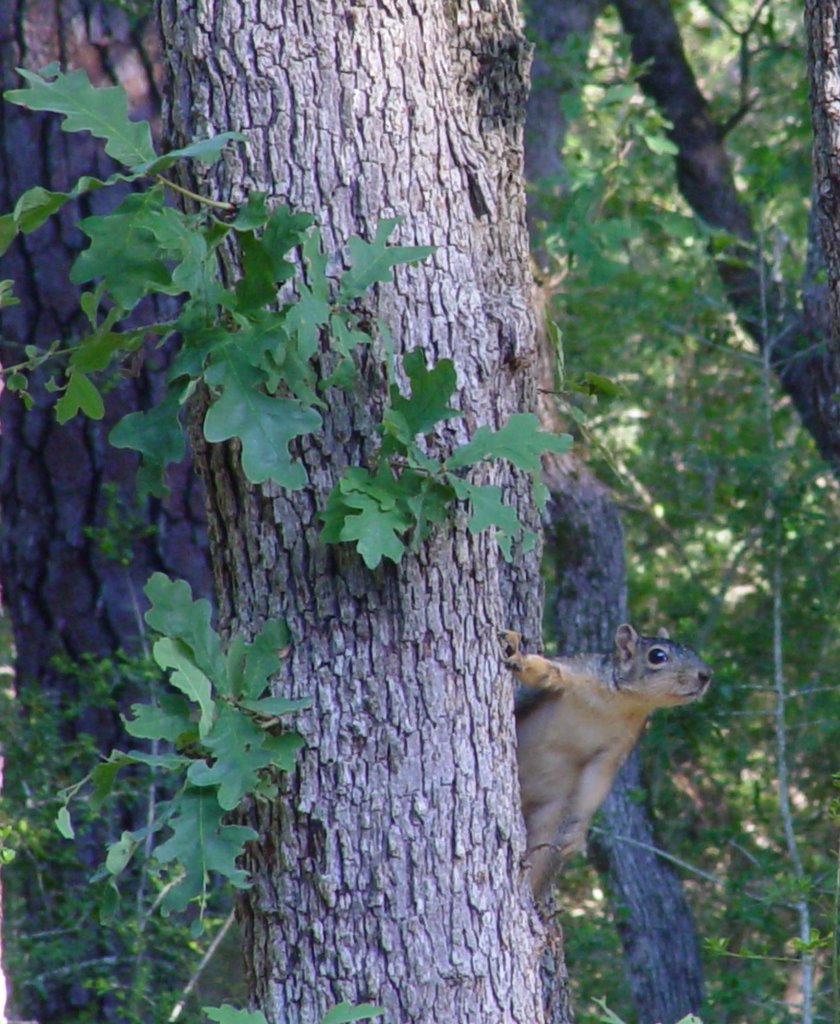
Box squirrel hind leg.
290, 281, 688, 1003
524, 815, 585, 898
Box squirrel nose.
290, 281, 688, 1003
698, 670, 711, 686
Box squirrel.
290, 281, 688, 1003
498, 624, 711, 899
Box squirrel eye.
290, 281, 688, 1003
647, 647, 669, 665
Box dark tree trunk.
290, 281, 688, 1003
618, 0, 840, 476
806, 0, 840, 386
524, 0, 605, 263
0, 4, 210, 1020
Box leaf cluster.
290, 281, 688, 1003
205, 1001, 384, 1024
56, 574, 305, 925
321, 348, 571, 567
3, 65, 570, 572
1, 65, 433, 499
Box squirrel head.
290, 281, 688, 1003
611, 624, 712, 706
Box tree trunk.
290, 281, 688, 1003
806, 0, 840, 385
158, 1, 562, 1021
524, 0, 605, 264
0, 4, 210, 1020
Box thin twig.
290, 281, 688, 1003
168, 909, 236, 1022
155, 173, 235, 212
759, 230, 814, 1024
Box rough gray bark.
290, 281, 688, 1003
0, 4, 211, 1021
158, 1, 561, 1021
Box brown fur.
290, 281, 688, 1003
499, 625, 711, 898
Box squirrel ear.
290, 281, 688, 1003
615, 624, 638, 661
656, 626, 670, 639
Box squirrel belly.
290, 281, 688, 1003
499, 624, 712, 899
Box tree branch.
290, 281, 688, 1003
615, 0, 840, 476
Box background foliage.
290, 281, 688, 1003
527, 1, 840, 1021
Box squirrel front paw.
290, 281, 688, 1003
498, 629, 525, 673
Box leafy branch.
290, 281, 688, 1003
3, 64, 570, 568
56, 573, 305, 924
322, 346, 571, 567
204, 1001, 384, 1024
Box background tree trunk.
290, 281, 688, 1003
159, 0, 563, 1021
806, 0, 840, 383
0, 4, 210, 1020
623, 0, 840, 475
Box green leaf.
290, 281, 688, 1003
71, 189, 173, 309
69, 323, 153, 375
403, 477, 453, 548
643, 133, 678, 156
109, 387, 186, 498
123, 694, 194, 742
320, 1003, 385, 1024
229, 202, 314, 312
143, 573, 224, 682
459, 482, 520, 536
187, 705, 303, 810
118, 749, 189, 772
133, 131, 246, 175
448, 477, 519, 560
152, 637, 216, 738
261, 204, 315, 267
261, 730, 307, 771
286, 285, 331, 361
339, 493, 410, 568
573, 371, 629, 398
0, 172, 142, 257
229, 193, 270, 231
592, 997, 630, 1024
155, 788, 257, 913
238, 696, 312, 716
203, 363, 321, 487
204, 1006, 268, 1024
7, 65, 156, 168
322, 485, 411, 569
186, 704, 299, 806
14, 184, 82, 233
225, 617, 291, 699
187, 709, 272, 810
381, 349, 460, 445
320, 356, 357, 391
329, 312, 372, 356
90, 761, 121, 808
0, 215, 17, 255
339, 218, 435, 300
287, 228, 330, 360
105, 831, 138, 876
55, 370, 104, 423
446, 413, 571, 472
55, 806, 74, 839
234, 232, 286, 312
